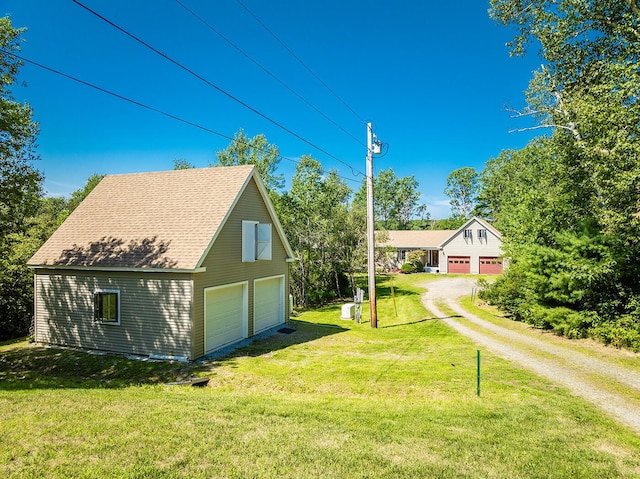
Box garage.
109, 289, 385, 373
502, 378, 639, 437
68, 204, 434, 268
204, 282, 247, 354
479, 257, 503, 274
254, 275, 285, 334
448, 256, 471, 274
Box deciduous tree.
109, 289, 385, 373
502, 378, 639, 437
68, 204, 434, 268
214, 129, 284, 192
444, 167, 478, 219
480, 1, 640, 349
354, 169, 421, 230
0, 17, 42, 339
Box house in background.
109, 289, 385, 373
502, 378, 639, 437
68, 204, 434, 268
28, 166, 294, 361
377, 217, 504, 274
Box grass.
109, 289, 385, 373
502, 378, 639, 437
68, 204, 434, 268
448, 296, 640, 412
2, 273, 640, 478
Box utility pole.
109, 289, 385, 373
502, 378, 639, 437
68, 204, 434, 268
366, 122, 381, 328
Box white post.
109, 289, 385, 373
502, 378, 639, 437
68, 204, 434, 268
366, 122, 377, 328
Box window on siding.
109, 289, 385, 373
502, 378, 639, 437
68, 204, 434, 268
463, 229, 472, 239
242, 220, 272, 262
94, 290, 120, 324
478, 229, 487, 239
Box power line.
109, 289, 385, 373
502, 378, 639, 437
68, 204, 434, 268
175, 0, 365, 148
234, 0, 366, 125
71, 0, 364, 178
1, 49, 362, 186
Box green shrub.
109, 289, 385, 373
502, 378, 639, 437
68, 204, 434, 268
478, 265, 531, 320
401, 262, 417, 274
590, 315, 640, 352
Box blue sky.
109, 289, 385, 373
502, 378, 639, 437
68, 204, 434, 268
4, 0, 540, 218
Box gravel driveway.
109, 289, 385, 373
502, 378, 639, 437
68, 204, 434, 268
421, 277, 640, 434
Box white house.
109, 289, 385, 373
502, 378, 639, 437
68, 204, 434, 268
377, 217, 504, 274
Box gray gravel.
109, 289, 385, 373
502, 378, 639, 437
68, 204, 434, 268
422, 277, 640, 434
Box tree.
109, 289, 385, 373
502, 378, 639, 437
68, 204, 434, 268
444, 167, 478, 219
354, 169, 421, 230
0, 17, 43, 340
0, 18, 41, 245
278, 156, 358, 307
214, 129, 284, 192
490, 0, 640, 232
406, 204, 431, 230
173, 158, 194, 170
480, 1, 640, 350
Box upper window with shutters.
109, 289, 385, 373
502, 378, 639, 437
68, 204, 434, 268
242, 220, 272, 262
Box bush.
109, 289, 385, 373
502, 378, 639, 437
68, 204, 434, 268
403, 250, 424, 274
401, 262, 417, 274
590, 315, 640, 352
478, 264, 531, 320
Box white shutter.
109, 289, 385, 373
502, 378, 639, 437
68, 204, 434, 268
257, 223, 272, 260
242, 221, 257, 262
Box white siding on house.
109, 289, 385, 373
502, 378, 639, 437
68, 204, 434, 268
34, 270, 193, 359
441, 219, 502, 274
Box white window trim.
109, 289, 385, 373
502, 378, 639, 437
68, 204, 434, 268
94, 289, 120, 325
257, 223, 272, 260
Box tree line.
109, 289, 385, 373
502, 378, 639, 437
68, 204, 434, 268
473, 0, 640, 351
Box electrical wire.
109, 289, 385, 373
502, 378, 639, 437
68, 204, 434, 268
234, 0, 366, 125
71, 0, 364, 178
175, 0, 365, 148
1, 49, 362, 185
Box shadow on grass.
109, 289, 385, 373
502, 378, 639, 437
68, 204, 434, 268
211, 319, 348, 362
0, 341, 199, 391
0, 320, 348, 391
380, 314, 463, 329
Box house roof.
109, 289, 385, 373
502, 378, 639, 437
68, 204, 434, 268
29, 166, 293, 271
377, 218, 501, 250
377, 229, 456, 249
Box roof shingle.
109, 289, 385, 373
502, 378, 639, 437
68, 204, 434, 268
29, 166, 256, 270
376, 230, 456, 248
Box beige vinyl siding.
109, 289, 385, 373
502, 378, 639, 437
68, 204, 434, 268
34, 269, 193, 359
193, 177, 289, 359
441, 219, 502, 274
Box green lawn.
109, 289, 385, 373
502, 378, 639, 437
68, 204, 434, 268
1, 273, 639, 478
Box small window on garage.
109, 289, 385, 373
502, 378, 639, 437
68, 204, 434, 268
242, 221, 272, 262
94, 290, 120, 324
463, 229, 472, 239
478, 229, 487, 239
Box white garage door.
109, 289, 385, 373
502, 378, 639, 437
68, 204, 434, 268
254, 276, 284, 334
205, 282, 247, 354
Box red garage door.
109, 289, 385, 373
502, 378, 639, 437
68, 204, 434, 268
448, 256, 470, 274
479, 257, 503, 274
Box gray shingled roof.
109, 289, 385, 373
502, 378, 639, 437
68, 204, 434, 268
29, 165, 261, 270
